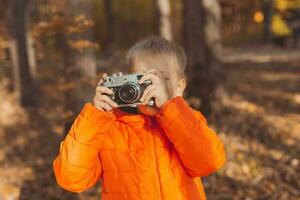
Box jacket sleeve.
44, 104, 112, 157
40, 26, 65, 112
53, 103, 115, 193
156, 96, 226, 177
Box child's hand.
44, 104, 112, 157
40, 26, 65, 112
92, 73, 118, 111
139, 69, 170, 108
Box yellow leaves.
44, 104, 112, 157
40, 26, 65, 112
51, 15, 65, 28
276, 0, 291, 10
57, 81, 75, 92
32, 14, 96, 41
32, 15, 65, 38
271, 14, 292, 37
186, 96, 201, 108
275, 0, 300, 10
67, 39, 99, 51
253, 11, 264, 24
224, 94, 264, 114
0, 82, 28, 126
290, 158, 299, 167
66, 15, 95, 35
62, 110, 75, 122
74, 15, 95, 27
32, 13, 100, 59
66, 26, 81, 34
48, 0, 66, 14
0, 183, 20, 200
293, 94, 300, 104
74, 15, 86, 23
0, 37, 7, 61
0, 36, 6, 48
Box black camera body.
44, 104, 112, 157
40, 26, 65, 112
101, 72, 154, 107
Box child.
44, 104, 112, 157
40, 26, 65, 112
53, 37, 226, 200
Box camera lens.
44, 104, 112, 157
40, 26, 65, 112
118, 83, 140, 103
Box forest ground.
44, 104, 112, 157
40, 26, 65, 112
0, 45, 299, 200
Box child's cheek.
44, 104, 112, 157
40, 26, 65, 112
168, 80, 178, 98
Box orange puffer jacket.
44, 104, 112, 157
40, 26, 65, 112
53, 96, 226, 200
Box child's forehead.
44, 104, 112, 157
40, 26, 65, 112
131, 64, 162, 72
131, 59, 176, 75
130, 64, 171, 77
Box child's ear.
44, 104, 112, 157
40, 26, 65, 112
177, 78, 187, 96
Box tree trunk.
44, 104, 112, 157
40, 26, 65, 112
7, 40, 21, 94
63, 0, 98, 133
154, 0, 173, 40
183, 0, 222, 115
10, 0, 37, 107
103, 0, 116, 50
262, 0, 273, 42
67, 0, 97, 80
27, 28, 37, 79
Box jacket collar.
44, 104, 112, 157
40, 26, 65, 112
113, 108, 153, 126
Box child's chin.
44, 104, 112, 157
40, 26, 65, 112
138, 105, 159, 116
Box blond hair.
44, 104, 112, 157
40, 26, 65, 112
126, 37, 187, 77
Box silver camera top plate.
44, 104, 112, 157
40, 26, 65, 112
101, 72, 146, 88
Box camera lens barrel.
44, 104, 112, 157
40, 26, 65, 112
118, 82, 141, 103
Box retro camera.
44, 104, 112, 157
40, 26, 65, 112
100, 72, 154, 107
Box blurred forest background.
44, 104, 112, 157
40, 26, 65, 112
0, 0, 300, 199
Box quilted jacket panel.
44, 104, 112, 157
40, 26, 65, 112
53, 96, 226, 199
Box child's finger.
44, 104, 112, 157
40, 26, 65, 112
96, 86, 114, 95
94, 94, 114, 105
97, 101, 112, 111
93, 97, 104, 111
140, 85, 156, 102
139, 73, 159, 84
141, 87, 157, 105
97, 73, 108, 86
100, 95, 118, 108
143, 91, 156, 105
